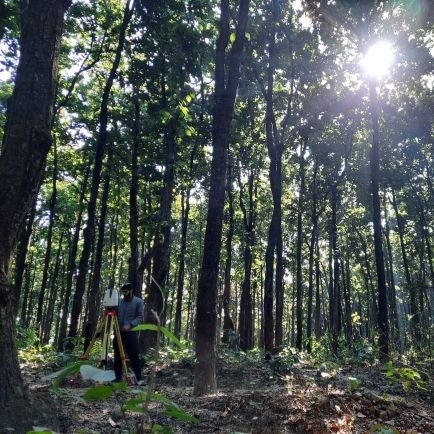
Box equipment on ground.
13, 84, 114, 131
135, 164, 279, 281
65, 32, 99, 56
81, 289, 131, 384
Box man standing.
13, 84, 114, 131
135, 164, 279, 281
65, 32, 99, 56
114, 282, 144, 384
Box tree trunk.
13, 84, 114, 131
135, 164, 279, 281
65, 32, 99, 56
391, 188, 417, 327
329, 184, 340, 355
36, 142, 58, 336
222, 162, 235, 342
57, 166, 89, 350
295, 137, 307, 350
142, 113, 177, 350
41, 233, 63, 343
368, 80, 389, 361
68, 0, 135, 344
83, 147, 113, 350
194, 0, 250, 394
128, 90, 140, 292
307, 160, 318, 352
238, 168, 256, 351
384, 199, 400, 347
174, 190, 189, 338
0, 0, 70, 429
315, 241, 322, 339
14, 200, 37, 316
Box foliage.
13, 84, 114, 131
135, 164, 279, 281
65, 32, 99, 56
384, 361, 427, 392
267, 347, 300, 375
368, 424, 400, 434
132, 324, 184, 349
347, 376, 361, 390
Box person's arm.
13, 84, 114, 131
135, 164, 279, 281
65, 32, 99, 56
130, 297, 144, 328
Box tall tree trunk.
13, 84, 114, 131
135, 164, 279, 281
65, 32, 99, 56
0, 0, 70, 429
295, 137, 307, 350
194, 0, 250, 394
175, 141, 198, 339
222, 161, 235, 343
174, 190, 189, 338
20, 250, 34, 327
57, 166, 89, 350
391, 188, 417, 332
329, 184, 340, 355
128, 90, 140, 291
68, 0, 135, 343
83, 147, 113, 350
307, 160, 319, 352
142, 112, 177, 350
41, 233, 63, 343
368, 80, 388, 361
14, 200, 37, 316
315, 240, 322, 339
36, 142, 58, 336
384, 199, 400, 347
238, 168, 256, 351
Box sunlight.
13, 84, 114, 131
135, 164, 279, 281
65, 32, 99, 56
361, 41, 394, 79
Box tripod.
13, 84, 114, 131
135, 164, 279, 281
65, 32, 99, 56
81, 307, 131, 384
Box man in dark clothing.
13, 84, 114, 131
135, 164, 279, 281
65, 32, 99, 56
114, 283, 145, 384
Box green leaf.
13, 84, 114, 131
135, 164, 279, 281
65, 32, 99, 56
133, 324, 159, 332
112, 381, 127, 391
245, 32, 251, 41
159, 326, 184, 348
124, 398, 147, 414
83, 385, 114, 400
132, 324, 184, 348
50, 361, 89, 386
164, 403, 199, 423
230, 32, 236, 43
151, 424, 172, 434
26, 429, 54, 434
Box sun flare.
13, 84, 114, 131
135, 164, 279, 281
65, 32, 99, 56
361, 41, 394, 79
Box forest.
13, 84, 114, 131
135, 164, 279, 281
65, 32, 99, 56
0, 0, 433, 433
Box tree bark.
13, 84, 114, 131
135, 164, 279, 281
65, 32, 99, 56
194, 0, 250, 394
36, 142, 58, 335
128, 90, 140, 292
295, 137, 307, 350
238, 167, 256, 351
307, 160, 319, 352
368, 80, 388, 361
57, 165, 89, 350
0, 0, 70, 429
83, 147, 113, 350
222, 161, 235, 342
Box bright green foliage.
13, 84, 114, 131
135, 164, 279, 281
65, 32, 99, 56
384, 361, 427, 391
347, 376, 361, 390
132, 324, 184, 349
124, 392, 198, 424
83, 384, 114, 400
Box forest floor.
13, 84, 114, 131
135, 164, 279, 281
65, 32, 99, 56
24, 349, 434, 434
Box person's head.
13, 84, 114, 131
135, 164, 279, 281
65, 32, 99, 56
120, 283, 133, 300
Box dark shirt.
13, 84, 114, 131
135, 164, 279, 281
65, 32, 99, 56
117, 295, 144, 329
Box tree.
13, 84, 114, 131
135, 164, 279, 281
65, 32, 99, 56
194, 0, 250, 394
0, 0, 70, 429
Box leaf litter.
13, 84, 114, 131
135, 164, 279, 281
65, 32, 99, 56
26, 356, 433, 433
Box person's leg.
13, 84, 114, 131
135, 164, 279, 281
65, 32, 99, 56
123, 332, 142, 381
113, 336, 123, 381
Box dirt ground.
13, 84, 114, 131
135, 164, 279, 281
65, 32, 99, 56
28, 355, 434, 434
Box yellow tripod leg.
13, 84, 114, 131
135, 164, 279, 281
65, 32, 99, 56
113, 317, 130, 383
81, 315, 106, 360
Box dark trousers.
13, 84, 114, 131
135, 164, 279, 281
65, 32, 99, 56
113, 331, 142, 381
